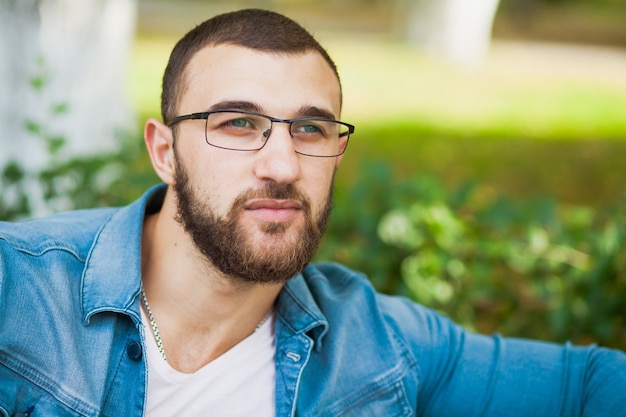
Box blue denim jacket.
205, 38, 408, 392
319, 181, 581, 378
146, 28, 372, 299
1, 185, 625, 417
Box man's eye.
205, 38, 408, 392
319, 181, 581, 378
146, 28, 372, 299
224, 118, 252, 128
300, 124, 321, 133
294, 123, 325, 136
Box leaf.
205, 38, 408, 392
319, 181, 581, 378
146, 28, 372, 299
2, 161, 26, 182
46, 136, 67, 154
29, 75, 47, 91
24, 120, 42, 135
52, 102, 70, 115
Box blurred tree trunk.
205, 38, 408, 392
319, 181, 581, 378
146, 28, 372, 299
394, 0, 501, 67
0, 0, 137, 215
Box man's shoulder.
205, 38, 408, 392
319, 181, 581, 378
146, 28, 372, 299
301, 262, 451, 334
0, 207, 119, 258
302, 262, 411, 311
303, 262, 373, 292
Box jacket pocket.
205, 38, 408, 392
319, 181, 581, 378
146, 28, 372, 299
322, 380, 412, 417
0, 365, 91, 417
0, 392, 86, 417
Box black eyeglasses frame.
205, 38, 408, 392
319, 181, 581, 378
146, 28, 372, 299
167, 109, 355, 158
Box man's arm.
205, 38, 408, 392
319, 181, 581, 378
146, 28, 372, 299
425, 334, 625, 416
384, 296, 626, 416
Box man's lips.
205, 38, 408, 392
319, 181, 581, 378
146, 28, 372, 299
244, 199, 303, 222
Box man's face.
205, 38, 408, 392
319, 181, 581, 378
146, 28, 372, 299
170, 44, 343, 284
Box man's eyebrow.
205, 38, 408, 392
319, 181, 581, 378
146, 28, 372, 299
207, 102, 337, 120
208, 101, 262, 113
297, 106, 337, 120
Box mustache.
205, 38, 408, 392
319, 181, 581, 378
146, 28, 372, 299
231, 182, 311, 212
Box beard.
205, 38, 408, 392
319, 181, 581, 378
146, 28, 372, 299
172, 154, 333, 285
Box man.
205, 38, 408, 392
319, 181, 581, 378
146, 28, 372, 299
0, 8, 624, 417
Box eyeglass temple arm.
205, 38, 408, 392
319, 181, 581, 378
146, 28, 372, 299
167, 112, 210, 127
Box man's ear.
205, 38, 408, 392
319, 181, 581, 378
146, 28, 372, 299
335, 136, 348, 167
335, 153, 345, 167
144, 118, 176, 185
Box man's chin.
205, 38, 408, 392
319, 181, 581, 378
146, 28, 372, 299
239, 211, 304, 235
246, 223, 306, 252
258, 220, 294, 234
219, 233, 315, 285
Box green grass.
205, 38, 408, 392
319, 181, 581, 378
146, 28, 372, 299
129, 35, 175, 121
323, 35, 626, 139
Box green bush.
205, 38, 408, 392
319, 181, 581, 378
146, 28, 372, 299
319, 161, 626, 349
0, 132, 156, 221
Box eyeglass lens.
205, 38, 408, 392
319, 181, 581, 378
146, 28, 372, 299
204, 111, 349, 157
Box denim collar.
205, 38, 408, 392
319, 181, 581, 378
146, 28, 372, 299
279, 273, 329, 350
81, 184, 164, 326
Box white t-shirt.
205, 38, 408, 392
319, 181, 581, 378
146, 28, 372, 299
141, 309, 277, 417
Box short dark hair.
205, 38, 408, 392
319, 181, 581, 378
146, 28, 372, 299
161, 8, 341, 124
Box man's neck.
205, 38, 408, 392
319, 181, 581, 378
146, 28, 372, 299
140, 201, 282, 373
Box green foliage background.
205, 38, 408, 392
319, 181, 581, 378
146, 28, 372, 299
317, 162, 626, 348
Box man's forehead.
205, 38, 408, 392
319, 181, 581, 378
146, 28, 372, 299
179, 44, 342, 115
184, 43, 336, 80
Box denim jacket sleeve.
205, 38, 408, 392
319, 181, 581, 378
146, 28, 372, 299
380, 293, 626, 417
294, 263, 626, 417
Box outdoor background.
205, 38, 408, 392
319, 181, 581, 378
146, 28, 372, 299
2, 0, 625, 348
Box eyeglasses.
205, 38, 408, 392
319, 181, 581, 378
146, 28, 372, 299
168, 110, 355, 157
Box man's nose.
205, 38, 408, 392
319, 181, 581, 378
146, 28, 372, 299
253, 123, 302, 185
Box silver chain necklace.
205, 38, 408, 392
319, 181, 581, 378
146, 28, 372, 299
141, 289, 168, 361
140, 289, 272, 363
